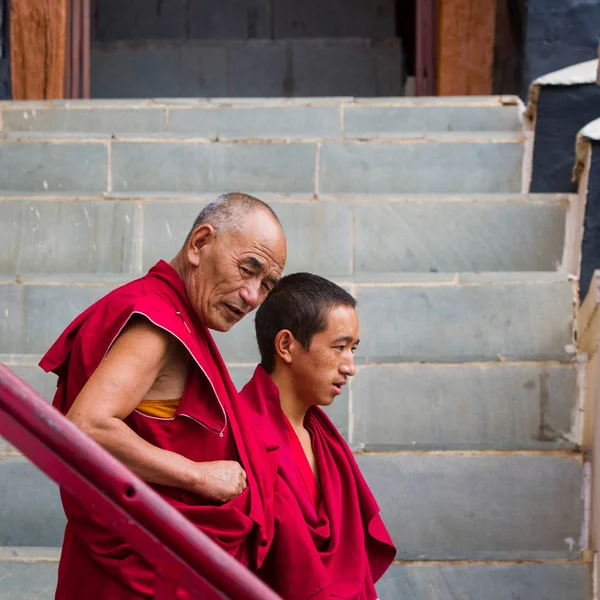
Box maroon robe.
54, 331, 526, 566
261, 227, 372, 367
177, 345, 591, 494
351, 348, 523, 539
40, 261, 275, 599
240, 366, 396, 600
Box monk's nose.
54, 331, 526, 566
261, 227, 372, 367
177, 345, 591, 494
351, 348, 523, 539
341, 357, 356, 378
239, 282, 260, 309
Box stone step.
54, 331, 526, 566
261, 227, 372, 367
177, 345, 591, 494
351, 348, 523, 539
356, 453, 584, 561
351, 362, 578, 450
0, 98, 521, 137
0, 196, 568, 277
0, 550, 590, 600
0, 278, 574, 362
1, 358, 577, 452
212, 277, 574, 364
0, 458, 65, 547
0, 136, 524, 196
377, 562, 591, 600
0, 454, 584, 561
0, 547, 59, 600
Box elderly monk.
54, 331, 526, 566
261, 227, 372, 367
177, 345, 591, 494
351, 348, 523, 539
240, 273, 396, 600
39, 192, 287, 600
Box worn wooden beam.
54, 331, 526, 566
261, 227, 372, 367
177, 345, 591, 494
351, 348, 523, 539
437, 0, 497, 95
10, 0, 68, 100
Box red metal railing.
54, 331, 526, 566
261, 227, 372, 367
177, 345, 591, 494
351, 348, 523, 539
0, 363, 282, 600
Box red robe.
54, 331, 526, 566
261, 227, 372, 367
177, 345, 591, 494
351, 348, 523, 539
240, 366, 396, 600
40, 261, 275, 599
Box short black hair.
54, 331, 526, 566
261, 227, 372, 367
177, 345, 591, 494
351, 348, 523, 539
255, 272, 356, 373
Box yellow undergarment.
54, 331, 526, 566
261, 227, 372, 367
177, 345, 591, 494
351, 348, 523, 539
136, 398, 181, 418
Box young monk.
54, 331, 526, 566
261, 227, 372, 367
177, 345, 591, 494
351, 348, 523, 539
240, 273, 396, 599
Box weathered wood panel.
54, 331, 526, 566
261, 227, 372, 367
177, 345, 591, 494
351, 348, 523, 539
437, 0, 497, 95
10, 0, 67, 99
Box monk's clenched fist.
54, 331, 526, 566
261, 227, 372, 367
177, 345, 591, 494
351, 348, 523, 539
191, 460, 248, 504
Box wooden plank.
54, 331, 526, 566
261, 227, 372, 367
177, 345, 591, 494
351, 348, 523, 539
578, 271, 600, 353
437, 0, 497, 95
10, 0, 68, 100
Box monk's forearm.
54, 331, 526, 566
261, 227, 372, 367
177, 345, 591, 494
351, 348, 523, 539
72, 415, 201, 492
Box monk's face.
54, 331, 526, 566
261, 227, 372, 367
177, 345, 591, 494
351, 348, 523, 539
290, 305, 359, 407
188, 211, 286, 332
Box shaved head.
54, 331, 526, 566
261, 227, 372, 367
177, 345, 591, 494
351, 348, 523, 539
173, 191, 287, 332
184, 192, 281, 246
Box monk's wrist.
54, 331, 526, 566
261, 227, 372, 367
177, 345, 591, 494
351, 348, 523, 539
179, 459, 204, 494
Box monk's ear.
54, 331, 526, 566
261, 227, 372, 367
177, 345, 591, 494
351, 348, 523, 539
274, 329, 295, 365
187, 224, 216, 266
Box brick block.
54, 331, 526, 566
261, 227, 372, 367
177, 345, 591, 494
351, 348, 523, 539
227, 366, 256, 391
377, 563, 591, 600
275, 202, 353, 276
111, 141, 316, 194
167, 106, 340, 139
354, 282, 574, 362
352, 364, 576, 448
142, 201, 201, 270
143, 200, 352, 276
3, 365, 57, 402
0, 285, 116, 354
1, 108, 165, 134
357, 454, 583, 559
344, 105, 521, 136
0, 142, 108, 194
0, 561, 58, 600
0, 365, 57, 453
0, 457, 65, 546
320, 141, 523, 194
0, 200, 141, 274
211, 313, 260, 364
354, 202, 565, 272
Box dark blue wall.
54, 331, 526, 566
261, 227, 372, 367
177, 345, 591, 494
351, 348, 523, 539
523, 0, 600, 97
0, 0, 10, 99
530, 85, 600, 194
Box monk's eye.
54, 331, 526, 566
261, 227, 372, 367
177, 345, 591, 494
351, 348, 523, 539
351, 347, 357, 354
334, 346, 345, 351
240, 267, 252, 276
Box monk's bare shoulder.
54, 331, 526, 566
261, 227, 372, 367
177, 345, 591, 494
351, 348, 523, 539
67, 316, 189, 424
110, 316, 189, 400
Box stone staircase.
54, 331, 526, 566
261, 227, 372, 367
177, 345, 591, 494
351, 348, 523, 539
0, 96, 592, 599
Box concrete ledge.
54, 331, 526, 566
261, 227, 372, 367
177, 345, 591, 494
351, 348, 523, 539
377, 562, 591, 600
352, 363, 577, 449
355, 282, 574, 363
0, 457, 65, 546
0, 96, 520, 110
0, 547, 61, 561
358, 453, 584, 560
525, 59, 599, 121
0, 560, 58, 600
